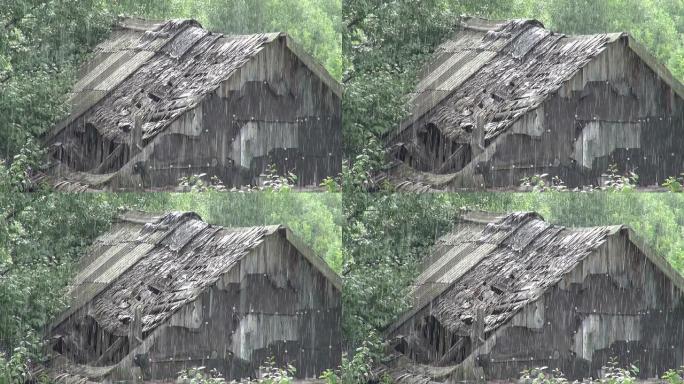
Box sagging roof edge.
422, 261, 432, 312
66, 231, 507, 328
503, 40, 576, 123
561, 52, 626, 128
45, 21, 341, 144
54, 322, 172, 381
385, 26, 684, 146
626, 35, 684, 101
281, 227, 343, 291
623, 227, 684, 294
49, 213, 341, 332
284, 35, 343, 98
460, 16, 545, 32
382, 222, 684, 339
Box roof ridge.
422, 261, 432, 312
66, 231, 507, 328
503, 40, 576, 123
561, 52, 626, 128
116, 16, 203, 32
460, 17, 545, 33
458, 210, 543, 225
384, 212, 615, 337
388, 17, 632, 148
116, 210, 202, 225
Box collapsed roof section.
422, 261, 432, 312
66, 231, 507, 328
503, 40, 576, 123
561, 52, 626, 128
44, 17, 343, 190
50, 211, 342, 381
384, 17, 684, 189
47, 17, 340, 146
387, 211, 619, 337
53, 211, 280, 336
51, 210, 342, 339
392, 16, 684, 146
383, 211, 684, 381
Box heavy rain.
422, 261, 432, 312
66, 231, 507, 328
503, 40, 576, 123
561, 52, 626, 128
1, 0, 683, 383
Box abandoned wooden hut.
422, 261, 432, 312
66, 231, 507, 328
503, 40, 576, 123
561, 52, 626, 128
384, 17, 684, 190
49, 211, 342, 382
44, 17, 342, 190
382, 211, 684, 382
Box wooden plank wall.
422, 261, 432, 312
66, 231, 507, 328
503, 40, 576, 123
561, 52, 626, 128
139, 233, 342, 380
461, 233, 684, 380
55, 36, 341, 190
479, 38, 684, 188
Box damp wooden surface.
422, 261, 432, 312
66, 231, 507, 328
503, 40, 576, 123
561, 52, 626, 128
384, 17, 684, 189
383, 211, 684, 381
49, 211, 342, 382
45, 17, 341, 190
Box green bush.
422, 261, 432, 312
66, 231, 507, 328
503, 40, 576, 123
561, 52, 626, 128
519, 359, 639, 384
663, 175, 684, 193
520, 367, 569, 384
0, 332, 49, 384
177, 367, 226, 384
662, 367, 684, 384
177, 358, 296, 384
599, 358, 639, 384
320, 336, 385, 384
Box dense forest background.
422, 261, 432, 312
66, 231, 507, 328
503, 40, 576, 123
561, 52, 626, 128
343, 192, 684, 345
0, 0, 342, 160
341, 0, 684, 347
344, 0, 684, 155
1, 0, 684, 381
0, 190, 343, 368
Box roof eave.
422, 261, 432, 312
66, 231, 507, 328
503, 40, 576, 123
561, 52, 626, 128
622, 226, 684, 293
283, 34, 343, 98
625, 34, 684, 101
280, 227, 343, 291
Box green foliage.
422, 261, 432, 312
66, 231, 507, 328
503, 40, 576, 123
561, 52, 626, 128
257, 164, 298, 192
247, 358, 296, 384
341, 138, 386, 193
520, 367, 569, 384
0, 332, 49, 384
320, 335, 380, 384
520, 360, 640, 384
178, 173, 227, 192
320, 176, 342, 193
520, 165, 643, 192
602, 164, 639, 191
0, 0, 114, 159
0, 139, 45, 193
599, 358, 639, 384
177, 367, 226, 384
663, 367, 684, 384
179, 357, 297, 384
663, 175, 684, 193
520, 174, 568, 192
203, 0, 342, 79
